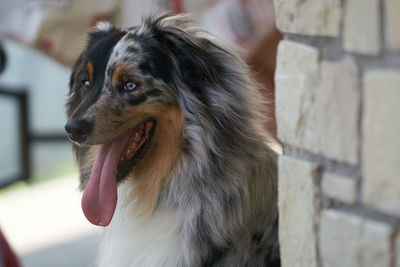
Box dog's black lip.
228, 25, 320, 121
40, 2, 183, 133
116, 119, 156, 183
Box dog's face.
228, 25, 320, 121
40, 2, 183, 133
65, 19, 188, 226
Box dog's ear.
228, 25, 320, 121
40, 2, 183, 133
93, 21, 114, 33
147, 17, 221, 97
86, 21, 114, 44
68, 22, 113, 110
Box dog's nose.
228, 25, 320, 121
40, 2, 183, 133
65, 119, 93, 143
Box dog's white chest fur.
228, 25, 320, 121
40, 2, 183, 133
97, 183, 182, 267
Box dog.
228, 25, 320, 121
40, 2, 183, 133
65, 13, 280, 267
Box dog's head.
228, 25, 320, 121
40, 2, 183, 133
66, 14, 251, 226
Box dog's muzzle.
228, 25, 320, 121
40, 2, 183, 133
65, 119, 93, 143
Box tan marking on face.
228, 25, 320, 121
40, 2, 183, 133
127, 104, 184, 212
86, 62, 94, 83
111, 64, 127, 86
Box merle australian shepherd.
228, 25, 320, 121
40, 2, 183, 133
65, 14, 280, 267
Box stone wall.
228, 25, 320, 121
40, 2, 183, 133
273, 0, 400, 266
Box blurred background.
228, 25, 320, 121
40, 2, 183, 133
0, 0, 280, 266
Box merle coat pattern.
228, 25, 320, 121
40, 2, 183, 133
65, 14, 280, 267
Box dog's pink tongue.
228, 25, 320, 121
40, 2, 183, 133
81, 135, 130, 226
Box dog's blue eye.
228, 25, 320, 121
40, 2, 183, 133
124, 81, 136, 91
82, 80, 91, 90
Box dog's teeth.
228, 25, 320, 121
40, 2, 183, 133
126, 148, 131, 156
120, 157, 124, 161
134, 132, 141, 142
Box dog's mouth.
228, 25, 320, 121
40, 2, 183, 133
116, 120, 155, 182
81, 119, 155, 227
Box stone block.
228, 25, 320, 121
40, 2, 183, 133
321, 172, 357, 204
359, 220, 393, 267
315, 59, 360, 164
276, 42, 360, 164
320, 210, 393, 267
278, 156, 319, 267
320, 210, 362, 267
363, 71, 400, 216
385, 0, 400, 51
343, 0, 381, 55
274, 0, 341, 36
275, 40, 320, 153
